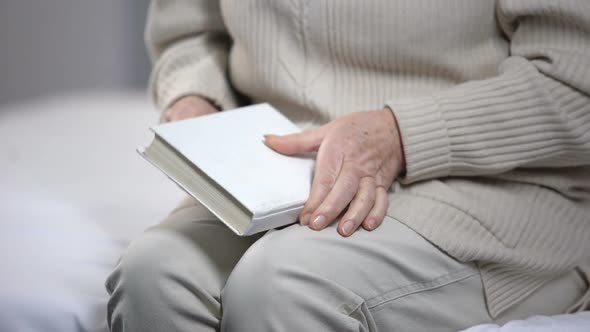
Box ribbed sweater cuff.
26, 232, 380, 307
149, 39, 238, 111
386, 97, 451, 183
387, 57, 590, 184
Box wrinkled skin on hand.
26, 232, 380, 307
265, 109, 405, 237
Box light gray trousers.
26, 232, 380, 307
106, 198, 585, 331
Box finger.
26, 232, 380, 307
264, 125, 328, 156
162, 108, 200, 123
160, 110, 171, 123
309, 164, 360, 231
362, 186, 389, 231
163, 98, 218, 124
299, 147, 345, 225
167, 110, 187, 122
338, 177, 376, 237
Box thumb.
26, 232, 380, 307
264, 126, 327, 156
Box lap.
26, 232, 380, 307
221, 214, 487, 330
253, 214, 478, 300
224, 213, 582, 330
157, 197, 479, 304
114, 196, 583, 331
125, 197, 482, 311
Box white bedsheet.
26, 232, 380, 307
0, 92, 183, 332
461, 312, 590, 332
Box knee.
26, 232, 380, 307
106, 229, 172, 299
105, 227, 196, 329
106, 217, 252, 331
221, 226, 339, 321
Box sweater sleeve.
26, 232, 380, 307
145, 0, 239, 111
386, 0, 590, 184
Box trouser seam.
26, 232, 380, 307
366, 268, 479, 310
346, 301, 378, 332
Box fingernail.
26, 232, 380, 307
366, 219, 377, 230
342, 220, 355, 236
311, 215, 326, 229
300, 213, 311, 225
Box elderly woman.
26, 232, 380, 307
106, 0, 590, 331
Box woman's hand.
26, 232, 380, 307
264, 109, 405, 237
160, 95, 219, 123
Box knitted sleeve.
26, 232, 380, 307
387, 0, 590, 183
145, 0, 239, 111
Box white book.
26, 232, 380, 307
138, 103, 314, 235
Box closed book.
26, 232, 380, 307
138, 103, 313, 235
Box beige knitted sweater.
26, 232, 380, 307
146, 0, 590, 317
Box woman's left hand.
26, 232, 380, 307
264, 109, 405, 237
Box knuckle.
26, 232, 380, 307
318, 176, 335, 189
304, 196, 322, 210
355, 195, 367, 205
341, 170, 359, 185
343, 206, 359, 219
321, 203, 336, 216
347, 210, 364, 222
302, 202, 317, 213
323, 202, 346, 219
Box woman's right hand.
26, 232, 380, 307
160, 96, 219, 123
